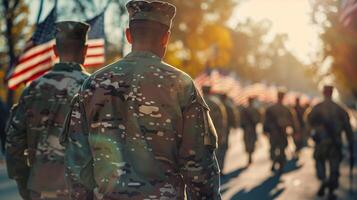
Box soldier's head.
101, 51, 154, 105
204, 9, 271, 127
126, 1, 176, 58
54, 21, 90, 64
277, 89, 286, 103
295, 97, 300, 105
323, 85, 334, 99
248, 97, 255, 106
202, 85, 212, 95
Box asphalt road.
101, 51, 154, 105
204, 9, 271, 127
0, 128, 356, 200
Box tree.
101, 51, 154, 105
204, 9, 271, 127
0, 0, 31, 105
311, 0, 357, 101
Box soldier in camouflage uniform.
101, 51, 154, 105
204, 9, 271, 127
263, 90, 294, 173
6, 21, 90, 200
202, 87, 228, 174
292, 97, 307, 159
0, 99, 9, 154
61, 1, 221, 199
307, 85, 354, 200
240, 97, 261, 165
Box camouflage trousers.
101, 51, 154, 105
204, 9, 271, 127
269, 133, 288, 166
243, 127, 257, 154
30, 190, 68, 200
314, 143, 342, 191
216, 142, 228, 172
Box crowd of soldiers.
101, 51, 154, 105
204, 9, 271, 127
0, 1, 355, 200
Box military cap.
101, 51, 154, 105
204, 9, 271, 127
126, 0, 176, 28
55, 21, 90, 42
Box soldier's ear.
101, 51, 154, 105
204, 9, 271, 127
126, 28, 133, 44
161, 31, 170, 47
53, 44, 59, 57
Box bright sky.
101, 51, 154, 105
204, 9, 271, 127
229, 0, 321, 64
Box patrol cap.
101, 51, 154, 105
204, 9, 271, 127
55, 21, 90, 43
126, 0, 176, 28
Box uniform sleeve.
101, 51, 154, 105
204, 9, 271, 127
342, 110, 354, 151
5, 90, 30, 181
62, 94, 96, 200
177, 84, 221, 200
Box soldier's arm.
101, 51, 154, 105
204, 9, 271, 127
5, 90, 30, 199
63, 94, 96, 200
342, 110, 354, 154
178, 84, 221, 200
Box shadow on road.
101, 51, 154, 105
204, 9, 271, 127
229, 159, 302, 200
221, 167, 248, 185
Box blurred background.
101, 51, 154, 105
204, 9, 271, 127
0, 0, 356, 106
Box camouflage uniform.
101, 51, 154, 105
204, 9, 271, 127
264, 102, 294, 171
292, 101, 307, 153
203, 93, 228, 172
0, 99, 9, 153
6, 21, 90, 200
307, 99, 354, 194
240, 103, 261, 163
62, 2, 221, 198
5, 63, 89, 199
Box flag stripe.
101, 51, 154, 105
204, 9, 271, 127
8, 61, 52, 89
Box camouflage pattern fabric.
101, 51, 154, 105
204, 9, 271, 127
240, 105, 261, 154
264, 103, 294, 164
61, 51, 221, 200
307, 99, 354, 190
203, 94, 228, 171
6, 63, 89, 197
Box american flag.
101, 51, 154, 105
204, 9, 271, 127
7, 7, 106, 90
340, 0, 357, 28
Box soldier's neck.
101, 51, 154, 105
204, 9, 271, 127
132, 45, 164, 59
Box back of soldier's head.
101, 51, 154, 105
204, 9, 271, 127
323, 85, 334, 99
129, 20, 169, 46
55, 21, 90, 62
277, 90, 286, 102
126, 1, 176, 49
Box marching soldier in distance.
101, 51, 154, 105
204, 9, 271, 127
292, 97, 307, 159
240, 97, 261, 166
219, 94, 239, 168
6, 21, 90, 199
307, 85, 354, 200
61, 1, 221, 199
263, 90, 295, 173
202, 87, 228, 174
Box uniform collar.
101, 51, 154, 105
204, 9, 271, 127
125, 51, 162, 61
52, 62, 85, 72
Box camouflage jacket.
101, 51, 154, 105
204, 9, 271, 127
203, 95, 228, 146
263, 103, 294, 135
221, 97, 239, 130
240, 105, 261, 129
61, 51, 221, 200
6, 63, 89, 193
307, 99, 354, 148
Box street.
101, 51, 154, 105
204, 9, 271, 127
0, 128, 356, 200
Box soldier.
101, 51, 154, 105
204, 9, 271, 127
292, 97, 307, 158
263, 90, 295, 173
0, 99, 9, 154
240, 97, 261, 165
6, 21, 90, 200
307, 85, 354, 200
202, 87, 228, 174
61, 1, 221, 199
